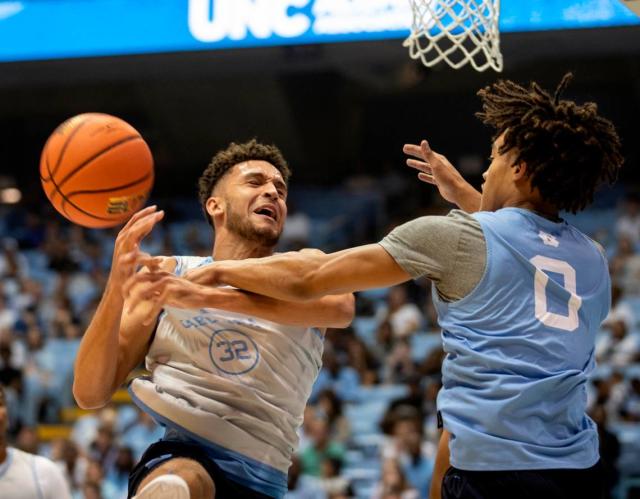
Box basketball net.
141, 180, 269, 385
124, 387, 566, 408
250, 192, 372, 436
403, 0, 503, 72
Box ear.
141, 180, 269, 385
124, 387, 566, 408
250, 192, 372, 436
206, 196, 225, 221
513, 161, 528, 181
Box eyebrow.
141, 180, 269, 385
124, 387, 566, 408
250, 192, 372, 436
243, 171, 288, 191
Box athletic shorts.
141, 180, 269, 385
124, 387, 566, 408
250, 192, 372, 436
442, 460, 605, 499
128, 439, 275, 499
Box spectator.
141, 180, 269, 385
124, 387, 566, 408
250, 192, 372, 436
371, 458, 419, 499
383, 338, 417, 384
121, 409, 163, 460
300, 417, 346, 477
88, 423, 118, 472
620, 375, 640, 422
346, 334, 379, 386
285, 455, 326, 499
616, 194, 640, 244
316, 389, 351, 444
381, 406, 434, 498
388, 375, 424, 420
318, 457, 351, 497
596, 319, 639, 367
51, 438, 88, 497
0, 385, 72, 498
104, 446, 135, 497
281, 202, 312, 251
375, 285, 424, 341
310, 346, 360, 403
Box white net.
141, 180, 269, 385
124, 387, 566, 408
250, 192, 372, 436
403, 0, 503, 72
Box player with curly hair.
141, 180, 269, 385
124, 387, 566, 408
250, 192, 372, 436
134, 74, 624, 498
74, 139, 354, 499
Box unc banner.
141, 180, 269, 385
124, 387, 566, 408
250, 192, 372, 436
0, 0, 637, 62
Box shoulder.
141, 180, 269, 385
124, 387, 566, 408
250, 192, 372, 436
32, 453, 62, 475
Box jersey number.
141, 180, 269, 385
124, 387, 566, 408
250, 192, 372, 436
530, 255, 582, 332
217, 340, 251, 361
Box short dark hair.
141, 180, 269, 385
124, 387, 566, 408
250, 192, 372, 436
476, 73, 624, 213
198, 139, 291, 226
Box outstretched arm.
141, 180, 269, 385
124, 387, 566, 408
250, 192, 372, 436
404, 140, 482, 213
125, 272, 355, 328
178, 244, 412, 302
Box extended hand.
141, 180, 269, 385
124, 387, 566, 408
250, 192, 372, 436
403, 140, 468, 206
124, 271, 213, 325
110, 206, 164, 291
183, 264, 219, 286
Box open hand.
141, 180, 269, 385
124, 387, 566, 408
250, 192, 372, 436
403, 140, 467, 205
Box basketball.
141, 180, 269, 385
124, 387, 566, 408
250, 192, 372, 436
40, 113, 154, 229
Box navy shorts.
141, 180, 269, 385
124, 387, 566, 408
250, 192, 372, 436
442, 460, 605, 499
128, 439, 275, 499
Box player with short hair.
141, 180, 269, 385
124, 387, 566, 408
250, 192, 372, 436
73, 139, 355, 499
137, 75, 623, 498
0, 385, 72, 499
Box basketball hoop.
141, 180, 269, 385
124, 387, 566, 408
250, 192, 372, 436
403, 0, 503, 72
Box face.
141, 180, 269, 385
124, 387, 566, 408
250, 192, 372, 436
209, 160, 288, 246
479, 132, 521, 212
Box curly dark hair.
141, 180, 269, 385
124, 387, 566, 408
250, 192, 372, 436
476, 73, 624, 213
198, 139, 291, 226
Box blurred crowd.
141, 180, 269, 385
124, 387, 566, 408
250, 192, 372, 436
0, 190, 639, 499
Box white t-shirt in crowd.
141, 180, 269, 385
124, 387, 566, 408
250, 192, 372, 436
0, 447, 72, 499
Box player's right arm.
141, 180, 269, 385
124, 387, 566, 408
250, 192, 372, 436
429, 429, 451, 499
404, 140, 481, 213
72, 206, 165, 410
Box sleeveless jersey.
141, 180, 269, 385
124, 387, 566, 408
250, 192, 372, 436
434, 208, 610, 470
129, 256, 325, 498
0, 447, 71, 499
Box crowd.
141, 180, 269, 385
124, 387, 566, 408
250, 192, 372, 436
0, 189, 639, 498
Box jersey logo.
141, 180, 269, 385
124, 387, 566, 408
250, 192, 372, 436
209, 329, 260, 375
538, 230, 559, 247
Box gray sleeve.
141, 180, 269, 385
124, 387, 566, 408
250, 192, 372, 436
379, 210, 487, 301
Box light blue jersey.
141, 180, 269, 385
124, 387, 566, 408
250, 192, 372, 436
434, 208, 610, 470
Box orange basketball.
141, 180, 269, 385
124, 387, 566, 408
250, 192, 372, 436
40, 113, 154, 228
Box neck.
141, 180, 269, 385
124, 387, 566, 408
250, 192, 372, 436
212, 231, 275, 261
504, 194, 560, 221
0, 443, 7, 465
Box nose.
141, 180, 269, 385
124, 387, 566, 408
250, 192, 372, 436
262, 182, 279, 200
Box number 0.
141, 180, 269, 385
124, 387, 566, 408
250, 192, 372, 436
530, 255, 582, 332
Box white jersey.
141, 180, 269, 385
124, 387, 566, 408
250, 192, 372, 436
129, 256, 324, 497
0, 447, 72, 499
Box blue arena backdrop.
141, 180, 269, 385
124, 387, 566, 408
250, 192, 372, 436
0, 0, 638, 62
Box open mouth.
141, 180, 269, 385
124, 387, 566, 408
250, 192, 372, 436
254, 206, 277, 221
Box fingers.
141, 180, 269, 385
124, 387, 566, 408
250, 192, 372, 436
126, 210, 165, 243
420, 140, 432, 157
403, 143, 425, 160
122, 205, 158, 231
418, 172, 436, 185
406, 158, 432, 174
403, 140, 434, 161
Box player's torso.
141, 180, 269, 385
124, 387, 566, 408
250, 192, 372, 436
129, 255, 324, 473
435, 208, 609, 469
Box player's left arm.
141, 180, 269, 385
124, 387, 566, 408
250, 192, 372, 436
131, 245, 410, 305
184, 244, 412, 302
